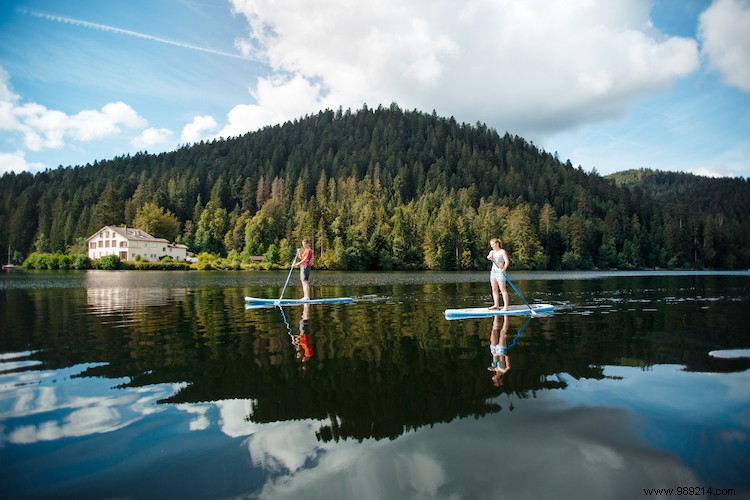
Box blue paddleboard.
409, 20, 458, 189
444, 303, 554, 319
244, 297, 353, 306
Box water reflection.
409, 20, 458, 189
296, 304, 313, 365
86, 287, 187, 313
488, 315, 510, 386
6, 278, 747, 444
487, 316, 531, 387
0, 358, 186, 445
278, 304, 314, 367
244, 399, 703, 500
1, 272, 749, 498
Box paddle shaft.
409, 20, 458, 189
503, 273, 536, 315
278, 255, 298, 302
507, 316, 533, 349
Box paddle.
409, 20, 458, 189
278, 306, 293, 338
503, 273, 537, 315
507, 316, 533, 349
276, 255, 298, 305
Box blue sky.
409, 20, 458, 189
0, 0, 748, 178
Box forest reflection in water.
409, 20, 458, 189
1, 270, 749, 498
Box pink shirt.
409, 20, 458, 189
299, 248, 313, 267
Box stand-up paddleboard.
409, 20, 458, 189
245, 296, 353, 306
444, 303, 554, 319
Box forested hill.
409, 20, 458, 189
1, 104, 748, 270
608, 168, 749, 222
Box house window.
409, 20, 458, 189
105, 240, 110, 248
111, 240, 116, 247
98, 241, 103, 248
105, 231, 110, 238
120, 241, 127, 247
89, 242, 96, 249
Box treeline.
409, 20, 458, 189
1, 103, 748, 269
20, 252, 193, 271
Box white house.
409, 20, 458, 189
87, 226, 188, 262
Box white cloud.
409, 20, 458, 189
699, 0, 750, 92
228, 0, 699, 137
174, 403, 211, 431
1, 65, 148, 153
246, 421, 322, 473
689, 166, 733, 178
131, 127, 173, 150
246, 403, 700, 500
6, 99, 147, 151
70, 102, 147, 141
688, 151, 750, 178
216, 74, 322, 139
180, 115, 219, 144
12, 103, 67, 150
0, 151, 46, 174
216, 399, 262, 438
0, 67, 19, 103
0, 101, 21, 131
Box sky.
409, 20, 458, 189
0, 0, 749, 178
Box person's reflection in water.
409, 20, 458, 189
295, 303, 313, 367
488, 315, 510, 386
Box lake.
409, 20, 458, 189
1, 270, 749, 499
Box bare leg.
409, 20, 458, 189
499, 280, 508, 310
489, 280, 500, 309
488, 322, 499, 370
301, 279, 311, 300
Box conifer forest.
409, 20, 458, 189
1, 104, 748, 270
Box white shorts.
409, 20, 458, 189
490, 344, 507, 355
490, 270, 506, 282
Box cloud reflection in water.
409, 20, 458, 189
240, 397, 699, 500
0, 360, 186, 445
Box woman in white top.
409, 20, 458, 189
488, 315, 510, 386
486, 238, 509, 310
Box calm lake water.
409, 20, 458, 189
1, 270, 749, 499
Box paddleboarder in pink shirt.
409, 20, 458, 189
296, 240, 313, 301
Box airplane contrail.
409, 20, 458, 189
20, 8, 260, 62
